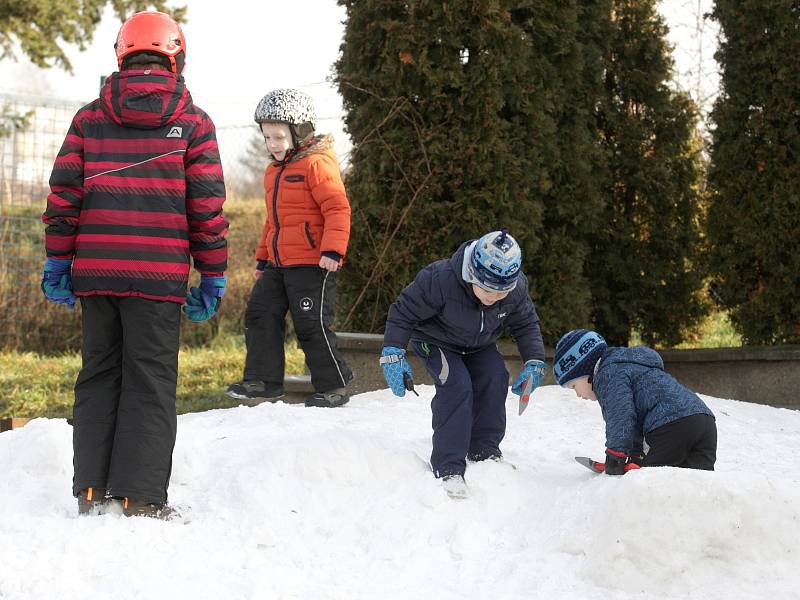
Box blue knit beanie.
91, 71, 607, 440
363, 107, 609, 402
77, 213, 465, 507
553, 329, 607, 387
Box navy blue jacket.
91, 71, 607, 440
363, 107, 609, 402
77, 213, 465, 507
384, 242, 545, 361
593, 346, 715, 454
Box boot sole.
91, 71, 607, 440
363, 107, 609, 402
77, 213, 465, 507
226, 390, 285, 401
305, 398, 350, 408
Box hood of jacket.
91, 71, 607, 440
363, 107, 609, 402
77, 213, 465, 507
598, 345, 664, 374
99, 70, 191, 129
447, 240, 484, 304
274, 134, 335, 165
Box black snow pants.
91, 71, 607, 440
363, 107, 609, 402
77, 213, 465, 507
644, 413, 717, 470
243, 265, 352, 393
73, 296, 180, 504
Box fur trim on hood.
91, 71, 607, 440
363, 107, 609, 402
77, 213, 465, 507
273, 134, 334, 165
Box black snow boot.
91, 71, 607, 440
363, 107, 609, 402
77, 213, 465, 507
305, 387, 349, 408
77, 487, 113, 515
467, 449, 502, 462
122, 497, 179, 520
226, 380, 285, 402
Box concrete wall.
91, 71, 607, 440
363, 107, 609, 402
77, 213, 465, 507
4, 334, 794, 432
337, 333, 800, 409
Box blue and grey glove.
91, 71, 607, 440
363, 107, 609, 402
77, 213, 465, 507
511, 359, 547, 396
41, 258, 76, 309
183, 275, 226, 322
379, 346, 413, 397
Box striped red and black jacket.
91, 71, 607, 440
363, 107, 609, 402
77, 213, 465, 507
43, 70, 228, 303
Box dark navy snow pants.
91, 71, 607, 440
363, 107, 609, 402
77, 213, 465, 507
411, 341, 509, 478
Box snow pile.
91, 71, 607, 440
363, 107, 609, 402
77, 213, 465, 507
1, 386, 799, 600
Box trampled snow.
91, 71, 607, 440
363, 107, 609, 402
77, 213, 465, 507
1, 386, 799, 600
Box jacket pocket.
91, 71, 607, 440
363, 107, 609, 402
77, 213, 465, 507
303, 222, 316, 249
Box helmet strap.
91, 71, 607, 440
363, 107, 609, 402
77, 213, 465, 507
288, 124, 299, 151
174, 51, 185, 74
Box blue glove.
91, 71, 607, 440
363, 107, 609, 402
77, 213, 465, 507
183, 275, 226, 322
511, 359, 547, 396
379, 346, 413, 397
41, 258, 76, 309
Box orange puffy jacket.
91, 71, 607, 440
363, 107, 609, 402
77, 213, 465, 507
255, 135, 351, 266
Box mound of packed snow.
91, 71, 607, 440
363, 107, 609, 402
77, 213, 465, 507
1, 386, 798, 600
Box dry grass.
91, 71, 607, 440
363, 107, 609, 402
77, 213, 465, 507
0, 332, 306, 418
0, 196, 311, 418
0, 197, 266, 351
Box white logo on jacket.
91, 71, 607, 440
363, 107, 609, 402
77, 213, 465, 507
166, 126, 183, 138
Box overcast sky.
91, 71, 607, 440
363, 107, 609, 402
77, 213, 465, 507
0, 0, 717, 159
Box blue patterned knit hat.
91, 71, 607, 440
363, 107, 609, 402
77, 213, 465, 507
464, 229, 522, 292
553, 329, 607, 387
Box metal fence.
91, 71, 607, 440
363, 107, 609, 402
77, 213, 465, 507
0, 91, 264, 350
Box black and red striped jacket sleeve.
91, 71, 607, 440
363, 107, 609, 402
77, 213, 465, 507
43, 114, 85, 259
185, 112, 228, 275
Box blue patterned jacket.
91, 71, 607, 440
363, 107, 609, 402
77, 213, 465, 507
593, 346, 714, 454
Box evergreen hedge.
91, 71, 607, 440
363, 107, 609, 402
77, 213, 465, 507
590, 0, 706, 346
335, 0, 707, 346
707, 0, 800, 344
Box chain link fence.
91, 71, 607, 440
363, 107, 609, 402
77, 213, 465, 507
0, 91, 264, 351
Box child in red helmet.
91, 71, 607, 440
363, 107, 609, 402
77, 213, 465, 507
41, 11, 228, 519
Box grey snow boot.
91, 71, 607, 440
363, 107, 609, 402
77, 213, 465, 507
305, 387, 349, 408
441, 474, 469, 500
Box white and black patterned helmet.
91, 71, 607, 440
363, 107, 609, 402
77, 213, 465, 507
254, 89, 317, 148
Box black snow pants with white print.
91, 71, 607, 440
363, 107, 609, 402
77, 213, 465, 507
244, 265, 352, 393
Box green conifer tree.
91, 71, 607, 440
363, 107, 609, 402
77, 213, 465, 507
0, 1, 185, 136
335, 1, 604, 339
706, 0, 800, 344
0, 0, 185, 71
525, 0, 610, 340
589, 0, 706, 346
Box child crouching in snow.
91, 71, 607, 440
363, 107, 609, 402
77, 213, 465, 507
554, 329, 717, 474
380, 230, 547, 498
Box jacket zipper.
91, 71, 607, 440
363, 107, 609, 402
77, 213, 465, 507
304, 222, 316, 248
271, 164, 287, 266
471, 309, 484, 348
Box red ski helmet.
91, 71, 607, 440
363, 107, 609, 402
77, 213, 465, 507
114, 11, 186, 73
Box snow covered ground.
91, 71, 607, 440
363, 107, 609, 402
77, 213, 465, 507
1, 386, 799, 600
